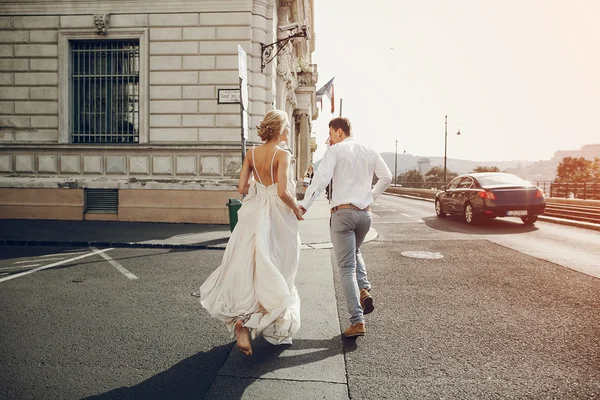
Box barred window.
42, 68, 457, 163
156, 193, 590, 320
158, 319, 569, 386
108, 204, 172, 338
71, 40, 140, 143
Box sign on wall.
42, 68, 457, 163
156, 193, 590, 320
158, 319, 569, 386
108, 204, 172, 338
218, 89, 241, 104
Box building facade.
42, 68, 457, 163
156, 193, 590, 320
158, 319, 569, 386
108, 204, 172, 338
0, 0, 318, 223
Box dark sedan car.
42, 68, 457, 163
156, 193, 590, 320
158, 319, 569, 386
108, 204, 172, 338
435, 172, 546, 225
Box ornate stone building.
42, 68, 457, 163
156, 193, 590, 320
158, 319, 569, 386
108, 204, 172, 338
0, 0, 318, 223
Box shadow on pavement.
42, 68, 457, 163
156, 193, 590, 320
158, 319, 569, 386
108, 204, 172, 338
0, 219, 229, 244
82, 336, 350, 400
422, 215, 539, 235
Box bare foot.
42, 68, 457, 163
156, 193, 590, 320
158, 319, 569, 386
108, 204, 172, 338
235, 319, 252, 356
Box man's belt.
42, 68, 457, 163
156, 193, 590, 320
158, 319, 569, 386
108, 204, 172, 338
331, 203, 371, 213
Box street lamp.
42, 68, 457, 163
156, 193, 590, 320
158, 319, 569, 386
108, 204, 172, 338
443, 115, 461, 185
394, 140, 398, 186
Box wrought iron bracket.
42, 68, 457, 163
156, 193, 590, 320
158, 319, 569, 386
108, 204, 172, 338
260, 26, 309, 72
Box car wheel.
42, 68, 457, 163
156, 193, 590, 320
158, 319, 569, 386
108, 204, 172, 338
521, 215, 538, 225
435, 199, 446, 217
464, 203, 478, 225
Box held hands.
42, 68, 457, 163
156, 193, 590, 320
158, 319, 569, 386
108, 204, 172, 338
294, 206, 306, 221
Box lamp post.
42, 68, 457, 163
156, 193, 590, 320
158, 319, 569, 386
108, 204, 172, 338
443, 115, 461, 185
444, 115, 447, 185
394, 140, 398, 186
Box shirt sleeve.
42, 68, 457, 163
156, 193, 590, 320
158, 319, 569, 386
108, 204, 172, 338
371, 150, 392, 200
299, 147, 337, 210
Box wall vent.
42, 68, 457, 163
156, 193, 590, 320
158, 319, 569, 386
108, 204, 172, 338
85, 189, 118, 214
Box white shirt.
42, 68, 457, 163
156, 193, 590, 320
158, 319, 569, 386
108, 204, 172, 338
300, 137, 392, 211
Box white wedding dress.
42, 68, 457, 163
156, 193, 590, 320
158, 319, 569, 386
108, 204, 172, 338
200, 147, 301, 345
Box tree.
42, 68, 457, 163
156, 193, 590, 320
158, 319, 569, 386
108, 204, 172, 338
591, 158, 600, 182
472, 166, 500, 173
555, 157, 593, 183
398, 169, 424, 188
424, 166, 457, 185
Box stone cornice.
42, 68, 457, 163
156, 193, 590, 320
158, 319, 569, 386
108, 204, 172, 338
0, 0, 253, 15
0, 144, 247, 152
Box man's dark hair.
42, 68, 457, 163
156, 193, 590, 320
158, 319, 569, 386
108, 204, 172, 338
329, 117, 351, 136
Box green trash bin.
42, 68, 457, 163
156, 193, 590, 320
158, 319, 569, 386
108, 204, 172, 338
226, 198, 243, 232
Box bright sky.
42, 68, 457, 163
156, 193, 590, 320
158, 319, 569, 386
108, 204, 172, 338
310, 0, 600, 163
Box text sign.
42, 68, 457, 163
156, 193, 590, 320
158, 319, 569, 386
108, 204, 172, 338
218, 89, 241, 104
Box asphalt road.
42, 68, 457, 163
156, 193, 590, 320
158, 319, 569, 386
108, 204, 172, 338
330, 194, 600, 399
0, 247, 233, 400
1, 196, 599, 399
376, 193, 600, 279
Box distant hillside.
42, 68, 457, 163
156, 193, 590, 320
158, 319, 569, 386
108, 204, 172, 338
315, 153, 532, 178
312, 143, 600, 184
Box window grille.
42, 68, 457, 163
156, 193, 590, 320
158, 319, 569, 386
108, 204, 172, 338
71, 40, 140, 144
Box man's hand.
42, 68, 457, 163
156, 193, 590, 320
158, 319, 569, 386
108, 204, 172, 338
299, 206, 307, 215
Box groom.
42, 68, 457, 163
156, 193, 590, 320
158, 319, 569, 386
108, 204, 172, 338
299, 117, 392, 337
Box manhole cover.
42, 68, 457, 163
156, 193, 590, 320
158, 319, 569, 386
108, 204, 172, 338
401, 251, 444, 259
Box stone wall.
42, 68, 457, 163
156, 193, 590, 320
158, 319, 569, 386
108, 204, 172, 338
0, 1, 317, 223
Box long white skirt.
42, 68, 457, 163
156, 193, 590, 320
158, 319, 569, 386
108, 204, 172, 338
199, 182, 301, 344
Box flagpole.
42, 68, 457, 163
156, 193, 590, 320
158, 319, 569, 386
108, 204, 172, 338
339, 98, 343, 117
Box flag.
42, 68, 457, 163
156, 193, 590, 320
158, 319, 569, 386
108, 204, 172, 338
316, 77, 335, 114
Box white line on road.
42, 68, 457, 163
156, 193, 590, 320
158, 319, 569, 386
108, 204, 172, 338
400, 213, 411, 217
91, 247, 138, 280
0, 248, 111, 284
389, 209, 396, 212
39, 251, 85, 258
0, 264, 41, 271
373, 220, 425, 224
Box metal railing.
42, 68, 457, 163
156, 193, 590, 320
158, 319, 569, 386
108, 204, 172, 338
535, 181, 600, 200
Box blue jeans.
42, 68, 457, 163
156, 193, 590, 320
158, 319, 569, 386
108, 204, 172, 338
330, 209, 372, 325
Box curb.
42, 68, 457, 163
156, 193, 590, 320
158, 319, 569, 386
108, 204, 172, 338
537, 216, 600, 232
0, 229, 380, 250
0, 240, 226, 250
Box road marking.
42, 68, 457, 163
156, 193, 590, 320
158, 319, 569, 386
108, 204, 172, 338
401, 213, 410, 217
40, 251, 85, 258
14, 258, 64, 264
373, 220, 425, 224
91, 247, 138, 280
389, 209, 396, 212
0, 248, 111, 284
0, 264, 41, 270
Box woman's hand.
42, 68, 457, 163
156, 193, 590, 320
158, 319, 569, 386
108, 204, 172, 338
293, 206, 304, 221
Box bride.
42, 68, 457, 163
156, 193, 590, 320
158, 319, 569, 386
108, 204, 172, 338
199, 109, 304, 356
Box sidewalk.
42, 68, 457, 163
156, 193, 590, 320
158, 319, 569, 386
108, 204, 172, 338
0, 195, 377, 248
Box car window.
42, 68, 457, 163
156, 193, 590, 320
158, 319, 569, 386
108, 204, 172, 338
477, 173, 528, 186
457, 177, 474, 189
447, 177, 461, 189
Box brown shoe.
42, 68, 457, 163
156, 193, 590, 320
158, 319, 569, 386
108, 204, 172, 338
343, 322, 366, 338
360, 289, 374, 315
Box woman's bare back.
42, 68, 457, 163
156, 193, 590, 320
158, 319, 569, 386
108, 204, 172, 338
251, 144, 281, 186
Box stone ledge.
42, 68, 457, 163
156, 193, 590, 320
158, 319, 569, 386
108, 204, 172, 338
0, 176, 238, 190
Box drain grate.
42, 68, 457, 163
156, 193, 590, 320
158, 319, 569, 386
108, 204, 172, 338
401, 251, 444, 259
85, 189, 118, 214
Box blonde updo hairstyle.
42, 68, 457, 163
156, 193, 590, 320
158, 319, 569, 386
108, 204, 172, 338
257, 110, 288, 141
